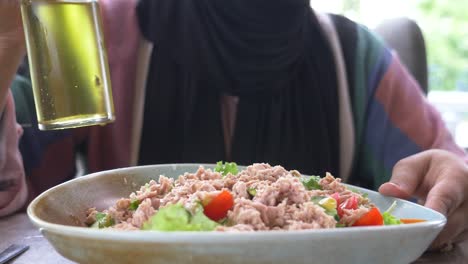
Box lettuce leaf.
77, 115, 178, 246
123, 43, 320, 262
129, 200, 140, 211
141, 204, 219, 231
91, 212, 115, 229
190, 207, 221, 230
301, 176, 322, 190
247, 188, 257, 197
214, 161, 239, 176
383, 212, 402, 225
383, 201, 402, 225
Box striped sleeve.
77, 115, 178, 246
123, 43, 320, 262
367, 53, 466, 185
351, 26, 466, 188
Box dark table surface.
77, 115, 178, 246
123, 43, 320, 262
1, 213, 467, 264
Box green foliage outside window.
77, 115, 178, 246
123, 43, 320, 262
417, 0, 468, 91
339, 0, 468, 91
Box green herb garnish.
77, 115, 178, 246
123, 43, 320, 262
129, 200, 140, 211
301, 176, 322, 190
382, 201, 402, 225
91, 212, 115, 229
247, 188, 257, 197
214, 161, 239, 176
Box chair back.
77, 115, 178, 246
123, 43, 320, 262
375, 17, 429, 94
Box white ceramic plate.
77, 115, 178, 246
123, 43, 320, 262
28, 164, 446, 264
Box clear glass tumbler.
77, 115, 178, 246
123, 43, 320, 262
20, 0, 115, 130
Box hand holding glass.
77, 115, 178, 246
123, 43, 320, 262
20, 0, 114, 130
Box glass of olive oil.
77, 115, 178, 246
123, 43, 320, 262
20, 0, 115, 130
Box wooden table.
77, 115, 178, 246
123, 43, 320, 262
1, 213, 467, 264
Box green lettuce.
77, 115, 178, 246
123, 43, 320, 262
214, 161, 239, 176
301, 176, 322, 190
129, 200, 140, 211
383, 201, 402, 225
311, 196, 339, 221
91, 212, 115, 229
141, 204, 219, 231
247, 188, 257, 197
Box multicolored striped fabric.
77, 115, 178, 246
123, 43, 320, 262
0, 2, 465, 216
331, 15, 465, 189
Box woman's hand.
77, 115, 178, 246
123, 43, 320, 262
0, 0, 25, 111
379, 149, 468, 250
0, 0, 24, 46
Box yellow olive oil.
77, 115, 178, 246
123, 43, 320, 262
21, 0, 114, 130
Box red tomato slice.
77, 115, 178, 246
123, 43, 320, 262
331, 193, 343, 217
331, 193, 340, 203
341, 196, 359, 210
203, 190, 234, 221
353, 207, 384, 226
332, 193, 359, 218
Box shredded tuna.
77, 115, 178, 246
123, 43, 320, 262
85, 208, 98, 225
340, 207, 370, 226
130, 198, 156, 228
112, 222, 140, 231
319, 173, 347, 193
226, 198, 268, 231
87, 163, 373, 231
287, 202, 336, 229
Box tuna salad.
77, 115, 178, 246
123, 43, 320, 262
85, 163, 413, 231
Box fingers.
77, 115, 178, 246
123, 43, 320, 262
379, 150, 468, 251
453, 229, 468, 244
378, 182, 411, 199
0, 1, 23, 38
430, 201, 468, 249
424, 151, 468, 216
424, 178, 464, 216
379, 151, 431, 199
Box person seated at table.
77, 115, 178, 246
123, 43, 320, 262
1, 0, 467, 250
